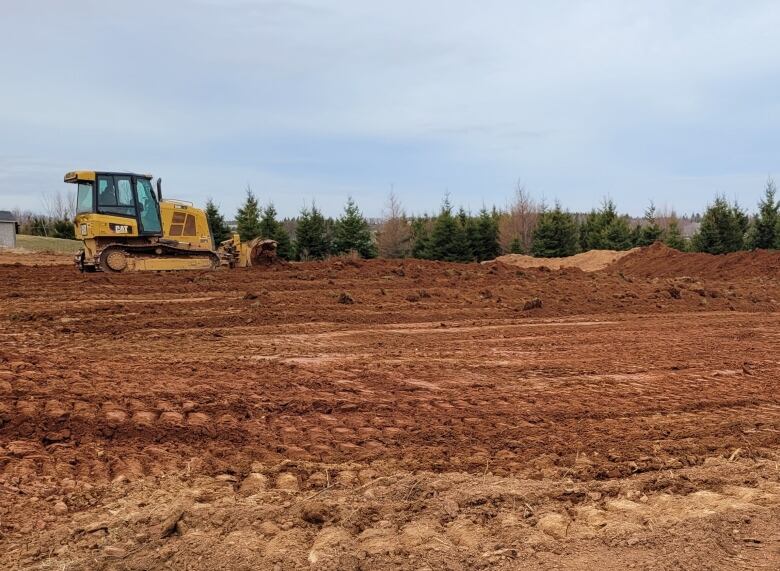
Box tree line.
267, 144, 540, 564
523, 178, 780, 257
205, 178, 780, 261
206, 187, 376, 261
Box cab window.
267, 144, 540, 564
135, 178, 162, 233
117, 177, 133, 205
76, 182, 94, 213
97, 175, 135, 216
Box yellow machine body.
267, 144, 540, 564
65, 170, 277, 272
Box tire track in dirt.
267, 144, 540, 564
2, 263, 779, 478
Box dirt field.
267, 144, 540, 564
1, 245, 779, 569
0, 247, 78, 267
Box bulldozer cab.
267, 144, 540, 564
69, 171, 162, 235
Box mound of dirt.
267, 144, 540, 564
494, 249, 637, 272
611, 242, 780, 279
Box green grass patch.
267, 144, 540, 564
16, 234, 82, 254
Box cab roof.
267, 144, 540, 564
64, 171, 153, 182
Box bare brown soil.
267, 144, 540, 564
613, 242, 780, 279
1, 249, 779, 569
0, 248, 73, 267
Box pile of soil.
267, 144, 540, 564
610, 242, 780, 279
494, 249, 637, 272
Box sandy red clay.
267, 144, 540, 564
0, 244, 778, 569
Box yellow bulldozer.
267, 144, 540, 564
65, 170, 278, 272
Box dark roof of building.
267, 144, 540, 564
0, 211, 16, 222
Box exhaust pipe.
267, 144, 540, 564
156, 178, 163, 202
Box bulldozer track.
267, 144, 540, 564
96, 243, 221, 272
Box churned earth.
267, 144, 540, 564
0, 244, 779, 569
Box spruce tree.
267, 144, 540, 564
429, 199, 472, 262
733, 201, 749, 239
637, 202, 664, 246
294, 204, 330, 260
629, 223, 642, 247
664, 217, 687, 251
776, 216, 780, 249
333, 197, 376, 258
451, 216, 473, 261
205, 199, 232, 245
457, 207, 469, 229
603, 216, 634, 250
579, 209, 600, 251
324, 216, 336, 254
471, 208, 501, 261
746, 178, 779, 249
464, 209, 480, 259
691, 195, 747, 254
531, 203, 579, 258
411, 216, 433, 259
235, 187, 262, 241
580, 198, 623, 250
259, 204, 292, 260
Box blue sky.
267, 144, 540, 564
1, 0, 779, 218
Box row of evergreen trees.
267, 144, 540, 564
529, 200, 685, 257
205, 189, 375, 260
409, 200, 502, 262
529, 179, 780, 257
204, 179, 780, 261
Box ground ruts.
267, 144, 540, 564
0, 254, 779, 569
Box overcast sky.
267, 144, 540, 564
2, 0, 779, 218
